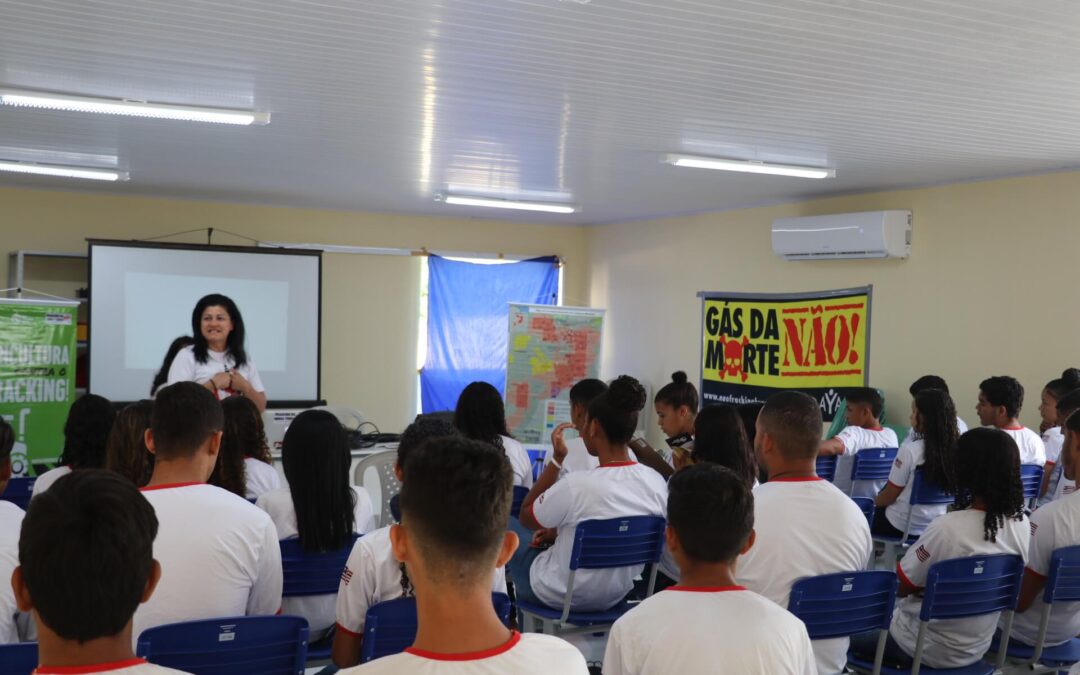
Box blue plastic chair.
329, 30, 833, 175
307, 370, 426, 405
360, 593, 512, 663
136, 615, 309, 675
847, 553, 1024, 675
1021, 464, 1044, 509
0, 642, 36, 675
851, 497, 875, 529
849, 448, 900, 494
0, 477, 35, 511
280, 534, 361, 661
874, 468, 954, 559
788, 571, 898, 675
816, 455, 838, 482
527, 449, 546, 481
510, 485, 529, 519
389, 494, 400, 523
516, 515, 666, 637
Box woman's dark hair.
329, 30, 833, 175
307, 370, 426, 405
150, 336, 194, 396
282, 410, 356, 552
191, 294, 248, 367
221, 396, 272, 464
692, 405, 758, 488
58, 394, 116, 469
913, 389, 959, 492
208, 424, 247, 498
655, 371, 698, 412
105, 400, 155, 487
454, 382, 510, 450
1057, 388, 1080, 416
737, 403, 764, 447
588, 375, 647, 445
953, 428, 1025, 543
1045, 369, 1080, 401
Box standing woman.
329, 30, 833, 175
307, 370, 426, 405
454, 381, 533, 487
166, 294, 267, 412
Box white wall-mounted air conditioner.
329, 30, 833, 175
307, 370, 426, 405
771, 210, 912, 260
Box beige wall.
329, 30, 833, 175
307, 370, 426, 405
588, 171, 1080, 444
1, 186, 588, 432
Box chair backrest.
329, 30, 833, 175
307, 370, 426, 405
851, 448, 899, 483
919, 554, 1023, 622
510, 485, 529, 519
0, 642, 37, 675
788, 570, 898, 640
527, 449, 546, 482
815, 455, 838, 482
361, 593, 512, 663
850, 497, 874, 529
353, 450, 400, 528
280, 533, 361, 597
909, 467, 953, 506
1020, 464, 1044, 502
0, 477, 35, 511
136, 615, 309, 675
1043, 545, 1080, 604
569, 516, 666, 571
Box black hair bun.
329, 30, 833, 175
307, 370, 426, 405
608, 375, 647, 413
1064, 368, 1080, 388
671, 371, 689, 385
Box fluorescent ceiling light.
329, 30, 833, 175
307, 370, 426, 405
440, 194, 577, 214
0, 89, 269, 126
666, 154, 835, 179
0, 160, 128, 181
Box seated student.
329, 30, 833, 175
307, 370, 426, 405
549, 378, 606, 476
258, 410, 375, 640
32, 393, 116, 496
604, 464, 815, 675
332, 417, 507, 669
454, 381, 533, 487
222, 396, 281, 500
975, 375, 1046, 466
627, 371, 699, 479
851, 428, 1029, 669
1012, 408, 1080, 648
150, 335, 194, 398
737, 402, 768, 484
686, 405, 758, 487
1037, 369, 1080, 499
133, 382, 282, 641
510, 375, 667, 612
818, 387, 899, 497
901, 375, 969, 444
340, 437, 588, 674
737, 391, 873, 675
106, 400, 155, 487
207, 409, 247, 499
1044, 389, 1080, 504
13, 469, 189, 673
0, 418, 31, 646
873, 388, 958, 538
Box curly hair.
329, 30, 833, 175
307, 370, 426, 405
979, 376, 1025, 419
953, 428, 1025, 543
105, 400, 155, 487
913, 389, 959, 493
454, 382, 510, 451
221, 396, 272, 464
1045, 368, 1080, 401
692, 405, 758, 488
59, 395, 116, 469
208, 432, 247, 498
589, 375, 647, 445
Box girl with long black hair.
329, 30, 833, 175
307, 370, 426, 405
454, 381, 533, 487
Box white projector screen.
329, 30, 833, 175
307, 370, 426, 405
88, 241, 322, 404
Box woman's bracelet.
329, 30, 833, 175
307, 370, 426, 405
549, 456, 564, 470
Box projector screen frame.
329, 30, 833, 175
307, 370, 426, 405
86, 238, 325, 409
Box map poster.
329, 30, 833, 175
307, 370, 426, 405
698, 287, 871, 422
505, 303, 605, 444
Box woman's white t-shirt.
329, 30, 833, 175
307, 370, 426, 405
885, 439, 949, 535
29, 465, 72, 497
165, 346, 264, 400
561, 436, 599, 475
500, 435, 534, 488
244, 457, 282, 501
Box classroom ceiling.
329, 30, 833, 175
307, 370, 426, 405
1, 0, 1079, 225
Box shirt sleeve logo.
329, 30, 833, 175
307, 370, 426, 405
915, 545, 930, 562
894, 458, 903, 468
341, 566, 354, 585
1031, 522, 1039, 537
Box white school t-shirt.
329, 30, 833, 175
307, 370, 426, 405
831, 426, 899, 497
560, 436, 599, 475
1011, 490, 1080, 647
999, 426, 1047, 466
335, 525, 507, 638
885, 439, 949, 535
244, 457, 282, 501
902, 417, 969, 446
603, 586, 815, 675
529, 462, 668, 611
339, 631, 588, 674
892, 509, 1029, 669
134, 483, 283, 642
29, 465, 72, 497
0, 500, 26, 645
165, 346, 265, 400
500, 435, 534, 488
736, 477, 874, 675
33, 658, 191, 674
257, 485, 375, 636
1044, 427, 1065, 465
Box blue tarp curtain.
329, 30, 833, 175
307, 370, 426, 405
421, 255, 559, 413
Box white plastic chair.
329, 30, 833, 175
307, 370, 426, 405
354, 450, 400, 528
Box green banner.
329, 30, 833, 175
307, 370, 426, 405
0, 300, 78, 477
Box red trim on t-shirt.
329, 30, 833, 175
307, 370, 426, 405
1045, 461, 1057, 467
599, 461, 638, 468
666, 585, 747, 593
139, 482, 202, 492
335, 622, 362, 637
886, 480, 904, 489
771, 476, 825, 482
1025, 566, 1048, 580
405, 631, 521, 661
866, 425, 884, 431
1003, 426, 1025, 431
896, 563, 922, 593
35, 658, 147, 674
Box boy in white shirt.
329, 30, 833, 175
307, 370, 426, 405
604, 463, 815, 675
0, 418, 31, 646
818, 387, 899, 497
550, 378, 606, 476
340, 437, 588, 674
975, 375, 1046, 466
900, 375, 969, 445
134, 382, 282, 641
12, 469, 189, 673
737, 390, 873, 675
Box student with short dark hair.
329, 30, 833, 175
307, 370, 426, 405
133, 382, 282, 641
549, 378, 607, 475
976, 375, 1046, 466
818, 387, 899, 497
340, 438, 587, 674
0, 417, 30, 645
106, 400, 155, 487
12, 469, 188, 673
604, 464, 814, 675
901, 375, 968, 444
737, 391, 873, 675
454, 381, 533, 487
32, 393, 116, 496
